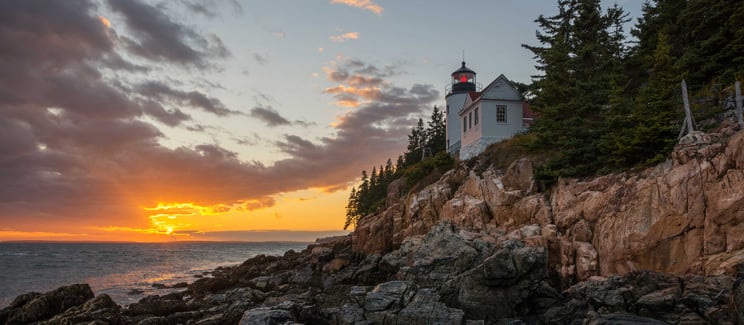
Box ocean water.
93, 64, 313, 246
0, 241, 309, 308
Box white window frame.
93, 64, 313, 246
496, 105, 507, 123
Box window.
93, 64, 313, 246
496, 105, 507, 123
463, 116, 467, 132
446, 104, 449, 115
474, 107, 479, 125
468, 112, 472, 129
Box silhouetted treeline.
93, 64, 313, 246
344, 106, 448, 229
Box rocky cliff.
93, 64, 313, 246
354, 120, 744, 286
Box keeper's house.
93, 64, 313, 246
445, 61, 534, 159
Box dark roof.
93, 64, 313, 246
451, 61, 476, 76
468, 92, 481, 101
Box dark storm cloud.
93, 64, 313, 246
137, 81, 238, 116
142, 100, 192, 126
249, 106, 291, 127
107, 0, 229, 66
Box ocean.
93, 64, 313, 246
0, 241, 309, 308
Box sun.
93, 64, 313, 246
166, 227, 174, 235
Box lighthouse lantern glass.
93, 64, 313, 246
454, 72, 474, 85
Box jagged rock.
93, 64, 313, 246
326, 303, 365, 325
0, 284, 94, 325
394, 288, 464, 324
310, 246, 334, 264
733, 267, 744, 324
444, 240, 549, 321
501, 158, 535, 193
322, 257, 350, 273
584, 311, 668, 324
125, 293, 201, 317
135, 316, 169, 325
44, 293, 124, 324
363, 281, 416, 312
553, 270, 735, 324
238, 307, 292, 325
393, 222, 492, 288
574, 242, 599, 282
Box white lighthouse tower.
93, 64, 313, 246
445, 61, 477, 155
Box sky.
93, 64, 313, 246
0, 0, 643, 242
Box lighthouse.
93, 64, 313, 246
445, 61, 477, 155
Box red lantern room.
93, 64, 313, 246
451, 61, 476, 92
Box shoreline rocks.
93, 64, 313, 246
2, 226, 741, 324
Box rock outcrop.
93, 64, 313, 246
0, 284, 95, 325
355, 123, 744, 287
1, 224, 742, 324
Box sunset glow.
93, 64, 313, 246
0, 0, 642, 243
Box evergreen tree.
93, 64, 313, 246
395, 155, 405, 171
524, 0, 628, 180
523, 0, 577, 153
344, 187, 359, 229
631, 32, 681, 164
679, 0, 744, 84
404, 118, 426, 166
426, 105, 447, 154
384, 158, 394, 182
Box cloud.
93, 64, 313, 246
0, 1, 438, 237
137, 81, 239, 116
180, 0, 243, 18
240, 197, 277, 211
252, 52, 269, 65
329, 32, 360, 42
321, 59, 408, 107
107, 0, 230, 67
249, 106, 291, 127
330, 0, 383, 15
323, 85, 382, 107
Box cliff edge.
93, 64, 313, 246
355, 120, 744, 285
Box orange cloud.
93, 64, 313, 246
330, 0, 383, 15
323, 85, 381, 107
328, 32, 359, 42
239, 197, 277, 211
329, 32, 360, 42
98, 15, 111, 28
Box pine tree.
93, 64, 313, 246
404, 118, 426, 166
679, 0, 744, 84
630, 32, 681, 165
524, 0, 628, 179
426, 105, 446, 154
384, 158, 394, 182
395, 155, 405, 171
344, 187, 359, 229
